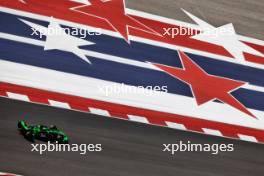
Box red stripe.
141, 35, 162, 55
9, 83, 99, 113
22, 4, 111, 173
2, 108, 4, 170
243, 41, 264, 64
1, 0, 263, 65
0, 90, 7, 97
28, 95, 50, 104
108, 111, 129, 120
245, 53, 264, 65
69, 103, 90, 112
0, 81, 264, 143
243, 41, 264, 54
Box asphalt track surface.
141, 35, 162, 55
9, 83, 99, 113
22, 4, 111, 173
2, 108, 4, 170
1, 0, 264, 176
127, 0, 264, 40
1, 97, 264, 176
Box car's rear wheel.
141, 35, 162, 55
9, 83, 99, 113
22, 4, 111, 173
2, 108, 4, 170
25, 131, 33, 141
18, 122, 22, 129
39, 132, 46, 138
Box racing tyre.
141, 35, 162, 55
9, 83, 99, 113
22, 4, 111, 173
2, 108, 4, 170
25, 131, 34, 141
18, 122, 22, 129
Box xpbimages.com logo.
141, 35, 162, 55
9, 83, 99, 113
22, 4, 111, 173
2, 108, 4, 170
97, 83, 168, 96
163, 141, 234, 155
31, 142, 102, 155
163, 26, 233, 38
30, 26, 102, 39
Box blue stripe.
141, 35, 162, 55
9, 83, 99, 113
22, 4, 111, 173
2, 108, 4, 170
0, 38, 263, 111
0, 11, 263, 88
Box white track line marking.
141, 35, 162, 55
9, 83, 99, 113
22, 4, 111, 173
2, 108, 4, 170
202, 128, 223, 137
48, 100, 71, 109
165, 121, 187, 130
238, 134, 258, 142
6, 92, 29, 102
89, 108, 111, 116
128, 115, 149, 124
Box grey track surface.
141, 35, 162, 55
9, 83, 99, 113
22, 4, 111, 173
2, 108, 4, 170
126, 0, 264, 40
1, 97, 264, 176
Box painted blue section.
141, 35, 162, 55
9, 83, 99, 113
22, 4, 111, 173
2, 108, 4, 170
0, 11, 263, 111
0, 38, 263, 111
0, 11, 263, 87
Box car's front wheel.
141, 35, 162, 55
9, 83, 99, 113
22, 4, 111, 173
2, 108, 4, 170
56, 135, 68, 144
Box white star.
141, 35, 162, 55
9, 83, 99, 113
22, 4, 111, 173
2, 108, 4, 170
20, 18, 94, 64
182, 9, 263, 61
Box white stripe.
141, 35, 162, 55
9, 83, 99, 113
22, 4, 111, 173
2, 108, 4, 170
0, 33, 45, 46
128, 115, 149, 124
243, 84, 264, 93
202, 128, 223, 136
6, 92, 29, 101
0, 172, 22, 176
48, 100, 70, 109
0, 32, 159, 71
238, 134, 258, 142
129, 35, 264, 70
0, 60, 263, 131
0, 7, 263, 70
165, 121, 186, 130
89, 108, 110, 116
0, 32, 263, 93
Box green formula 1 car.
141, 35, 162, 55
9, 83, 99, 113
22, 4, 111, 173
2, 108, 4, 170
18, 120, 69, 144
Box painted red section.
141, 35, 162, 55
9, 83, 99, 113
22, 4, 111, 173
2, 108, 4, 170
1, 0, 263, 65
28, 95, 50, 104
242, 41, 264, 64
0, 90, 7, 97
153, 51, 254, 118
109, 112, 129, 120
69, 103, 90, 112
244, 53, 264, 65
243, 41, 264, 54
0, 81, 264, 143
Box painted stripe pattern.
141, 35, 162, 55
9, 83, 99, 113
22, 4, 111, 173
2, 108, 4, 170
0, 1, 263, 65
0, 11, 263, 112
0, 0, 264, 144
1, 81, 264, 144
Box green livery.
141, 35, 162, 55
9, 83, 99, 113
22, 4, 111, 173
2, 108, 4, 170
18, 120, 69, 144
